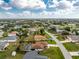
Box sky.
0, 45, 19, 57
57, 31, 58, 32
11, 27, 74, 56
0, 0, 79, 19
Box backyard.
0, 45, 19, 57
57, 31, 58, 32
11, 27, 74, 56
0, 43, 25, 59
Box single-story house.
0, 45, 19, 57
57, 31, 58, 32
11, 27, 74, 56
0, 36, 17, 42
0, 41, 9, 51
14, 25, 22, 29
0, 25, 4, 29
28, 28, 38, 35
32, 42, 48, 50
67, 35, 79, 42
24, 43, 32, 51
24, 42, 48, 51
34, 35, 47, 41
23, 51, 48, 59
8, 31, 17, 36
56, 29, 65, 34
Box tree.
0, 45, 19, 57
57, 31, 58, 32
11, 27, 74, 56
39, 28, 45, 35
75, 31, 79, 35
3, 32, 8, 37
62, 31, 70, 35
64, 27, 71, 31
48, 27, 56, 33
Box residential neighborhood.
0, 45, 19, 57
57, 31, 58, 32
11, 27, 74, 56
0, 0, 79, 59
0, 19, 79, 59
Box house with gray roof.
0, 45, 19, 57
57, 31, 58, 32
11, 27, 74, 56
24, 43, 32, 51
23, 51, 48, 59
0, 41, 9, 51
67, 35, 79, 42
0, 36, 17, 42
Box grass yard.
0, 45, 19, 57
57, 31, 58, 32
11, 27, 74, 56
63, 42, 79, 51
56, 34, 65, 41
72, 56, 79, 59
40, 47, 64, 59
45, 33, 51, 39
47, 40, 56, 44
0, 52, 7, 59
0, 51, 25, 59
0, 43, 25, 59
6, 51, 25, 59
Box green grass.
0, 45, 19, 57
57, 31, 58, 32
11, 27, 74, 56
63, 42, 79, 51
45, 33, 51, 39
56, 34, 65, 41
47, 40, 56, 44
0, 43, 25, 59
40, 47, 64, 59
0, 52, 7, 59
6, 51, 25, 59
72, 56, 79, 59
0, 37, 6, 40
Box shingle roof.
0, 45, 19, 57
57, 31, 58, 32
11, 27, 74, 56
24, 43, 32, 51
1, 36, 17, 40
0, 41, 7, 50
23, 51, 48, 59
68, 35, 79, 41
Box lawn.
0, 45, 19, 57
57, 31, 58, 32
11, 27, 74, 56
0, 52, 6, 59
63, 42, 79, 51
47, 40, 56, 44
45, 33, 51, 39
6, 51, 25, 59
72, 56, 79, 59
40, 47, 64, 59
0, 51, 25, 59
0, 43, 25, 59
56, 34, 65, 41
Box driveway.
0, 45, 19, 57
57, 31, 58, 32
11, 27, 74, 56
45, 31, 72, 59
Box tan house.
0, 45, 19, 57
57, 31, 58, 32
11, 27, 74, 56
34, 35, 47, 41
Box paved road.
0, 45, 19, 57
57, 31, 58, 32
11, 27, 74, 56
45, 31, 72, 59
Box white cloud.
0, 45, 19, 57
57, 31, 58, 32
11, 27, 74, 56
0, 0, 79, 19
11, 0, 46, 9
0, 0, 4, 5
1, 3, 12, 10
0, 9, 79, 19
47, 0, 74, 11
56, 0, 73, 10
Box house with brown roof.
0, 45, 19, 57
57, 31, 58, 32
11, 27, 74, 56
32, 42, 48, 50
24, 42, 48, 51
34, 35, 47, 41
